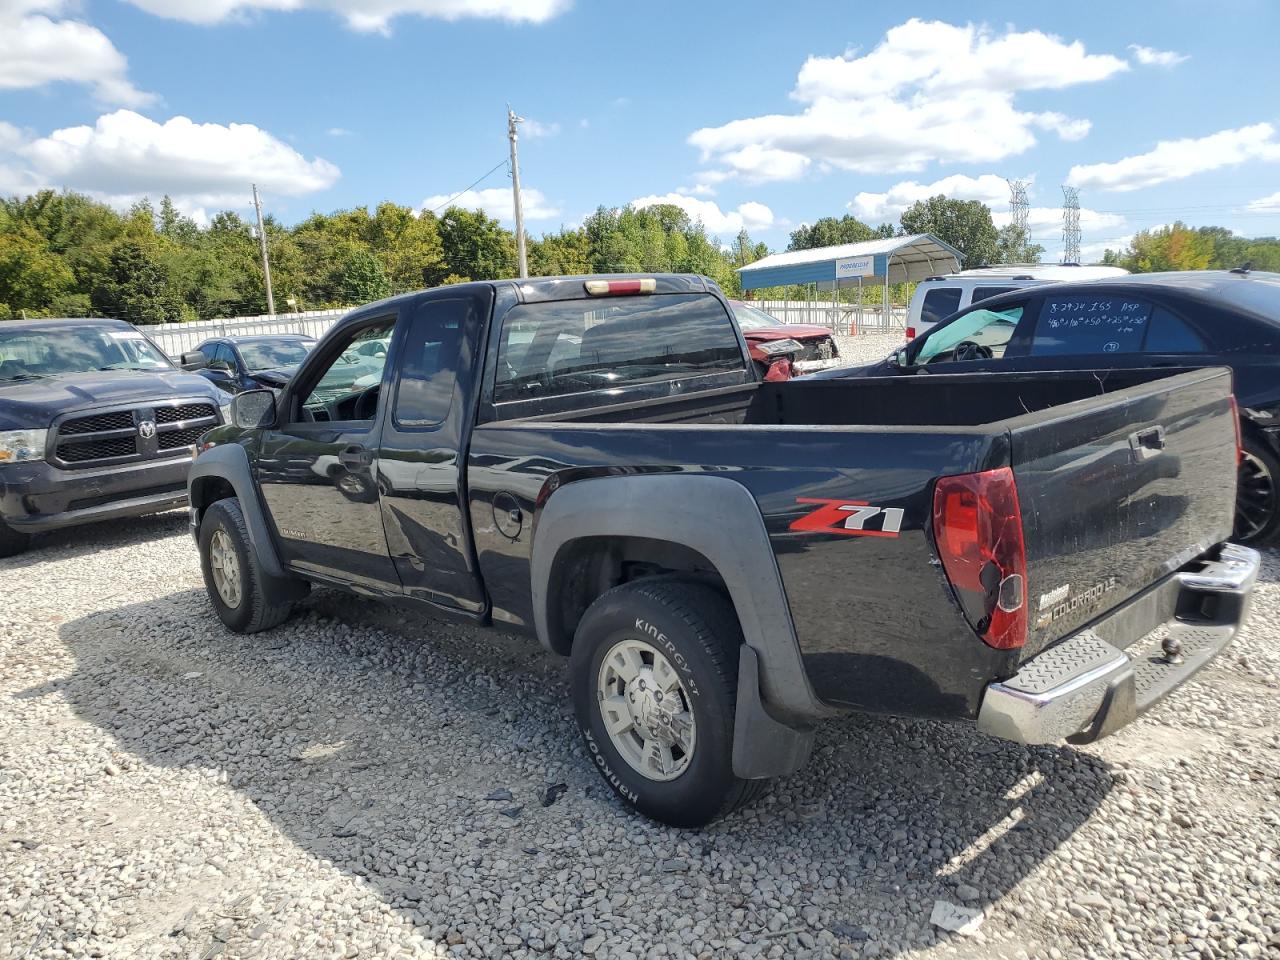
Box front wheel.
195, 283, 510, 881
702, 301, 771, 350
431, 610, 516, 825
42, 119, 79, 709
1235, 435, 1280, 547
199, 498, 302, 633
569, 579, 768, 827
0, 520, 30, 559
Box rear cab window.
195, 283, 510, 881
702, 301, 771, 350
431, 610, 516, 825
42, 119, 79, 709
491, 293, 748, 417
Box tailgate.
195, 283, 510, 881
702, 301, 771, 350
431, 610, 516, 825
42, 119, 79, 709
1010, 367, 1237, 658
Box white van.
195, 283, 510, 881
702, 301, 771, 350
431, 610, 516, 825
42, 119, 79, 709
904, 264, 1130, 340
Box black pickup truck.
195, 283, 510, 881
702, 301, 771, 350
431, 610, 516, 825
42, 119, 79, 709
188, 274, 1259, 826
1, 318, 228, 557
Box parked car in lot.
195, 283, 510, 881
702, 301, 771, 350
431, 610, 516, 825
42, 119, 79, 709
182, 334, 316, 393
187, 274, 1256, 826
0, 318, 227, 557
815, 269, 1280, 547
904, 263, 1130, 340
728, 300, 840, 379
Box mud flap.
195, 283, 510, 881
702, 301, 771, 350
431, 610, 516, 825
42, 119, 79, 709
732, 645, 815, 779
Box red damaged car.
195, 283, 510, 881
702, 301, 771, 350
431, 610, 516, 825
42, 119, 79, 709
729, 300, 841, 380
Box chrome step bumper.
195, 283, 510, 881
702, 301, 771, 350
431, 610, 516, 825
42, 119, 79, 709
978, 543, 1260, 745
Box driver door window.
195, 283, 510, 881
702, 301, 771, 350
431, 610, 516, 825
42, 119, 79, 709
296, 320, 395, 423
914, 304, 1026, 365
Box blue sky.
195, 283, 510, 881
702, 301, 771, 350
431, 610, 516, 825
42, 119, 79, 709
2, 0, 1279, 261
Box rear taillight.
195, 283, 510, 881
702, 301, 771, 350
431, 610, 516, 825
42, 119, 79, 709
1230, 395, 1243, 464
932, 466, 1028, 650
905, 326, 916, 340
584, 278, 656, 296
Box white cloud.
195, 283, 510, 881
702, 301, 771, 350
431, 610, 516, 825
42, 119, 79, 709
1129, 44, 1189, 67
1067, 123, 1280, 192
520, 118, 559, 139
630, 193, 774, 235
0, 1, 155, 106
690, 19, 1123, 182
0, 121, 23, 153
122, 0, 570, 31
993, 206, 1127, 239
1246, 191, 1280, 213
1078, 235, 1135, 262
1, 110, 340, 209
851, 173, 1010, 221
421, 186, 559, 223
326, 127, 354, 137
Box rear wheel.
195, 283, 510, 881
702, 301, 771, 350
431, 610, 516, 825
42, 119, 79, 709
0, 520, 30, 559
199, 498, 302, 633
569, 578, 768, 827
1235, 435, 1280, 548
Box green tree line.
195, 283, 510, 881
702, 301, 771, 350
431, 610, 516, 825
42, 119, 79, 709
3, 189, 1276, 323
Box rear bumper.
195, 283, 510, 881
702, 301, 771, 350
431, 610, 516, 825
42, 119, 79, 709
0, 456, 191, 533
977, 543, 1260, 745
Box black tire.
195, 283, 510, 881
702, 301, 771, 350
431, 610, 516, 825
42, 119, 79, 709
1235, 434, 1280, 548
0, 520, 30, 559
199, 498, 301, 633
570, 578, 768, 827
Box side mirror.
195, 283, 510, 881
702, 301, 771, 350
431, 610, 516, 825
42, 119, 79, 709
231, 389, 277, 429
181, 349, 209, 371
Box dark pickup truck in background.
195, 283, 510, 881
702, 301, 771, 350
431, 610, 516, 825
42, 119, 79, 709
187, 274, 1258, 826
0, 318, 228, 557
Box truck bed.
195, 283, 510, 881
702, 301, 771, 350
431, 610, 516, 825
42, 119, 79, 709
468, 366, 1236, 716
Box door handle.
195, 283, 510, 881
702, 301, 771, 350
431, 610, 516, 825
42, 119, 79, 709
339, 445, 372, 467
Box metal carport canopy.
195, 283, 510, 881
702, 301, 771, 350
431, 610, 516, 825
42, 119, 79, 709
736, 233, 963, 290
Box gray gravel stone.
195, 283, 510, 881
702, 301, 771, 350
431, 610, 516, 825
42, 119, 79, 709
1, 507, 1277, 960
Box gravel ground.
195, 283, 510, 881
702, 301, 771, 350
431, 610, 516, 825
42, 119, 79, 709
2, 495, 1278, 958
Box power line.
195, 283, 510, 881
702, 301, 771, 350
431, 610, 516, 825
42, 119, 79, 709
426, 159, 509, 214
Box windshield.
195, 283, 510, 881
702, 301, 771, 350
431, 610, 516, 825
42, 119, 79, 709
0, 326, 172, 380
913, 306, 1023, 365
732, 303, 784, 331
239, 339, 314, 371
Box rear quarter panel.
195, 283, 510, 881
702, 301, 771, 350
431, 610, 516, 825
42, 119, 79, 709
467, 422, 1013, 719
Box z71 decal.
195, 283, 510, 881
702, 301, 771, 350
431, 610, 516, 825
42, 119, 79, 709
789, 498, 904, 538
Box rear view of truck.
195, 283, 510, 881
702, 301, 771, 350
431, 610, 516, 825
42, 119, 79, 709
926, 368, 1259, 744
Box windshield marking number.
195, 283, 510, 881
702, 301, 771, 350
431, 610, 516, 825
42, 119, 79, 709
790, 498, 904, 538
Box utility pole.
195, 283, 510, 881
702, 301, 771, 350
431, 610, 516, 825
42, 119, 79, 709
252, 183, 276, 316
507, 105, 528, 279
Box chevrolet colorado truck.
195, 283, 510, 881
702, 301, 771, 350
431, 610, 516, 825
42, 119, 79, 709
0, 317, 228, 558
187, 274, 1259, 826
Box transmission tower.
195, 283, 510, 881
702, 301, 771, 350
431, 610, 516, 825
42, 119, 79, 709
1006, 179, 1030, 237
1061, 186, 1081, 264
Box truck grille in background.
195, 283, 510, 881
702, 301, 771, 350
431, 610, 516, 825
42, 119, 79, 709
50, 400, 219, 469
58, 410, 136, 435
158, 426, 208, 450
57, 436, 138, 462
155, 403, 215, 424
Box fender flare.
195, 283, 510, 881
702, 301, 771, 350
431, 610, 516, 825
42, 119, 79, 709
188, 443, 289, 582
531, 474, 828, 778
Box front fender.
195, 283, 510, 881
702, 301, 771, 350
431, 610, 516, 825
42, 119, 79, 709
188, 442, 287, 581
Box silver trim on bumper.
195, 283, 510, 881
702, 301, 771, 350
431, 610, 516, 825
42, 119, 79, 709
978, 544, 1261, 745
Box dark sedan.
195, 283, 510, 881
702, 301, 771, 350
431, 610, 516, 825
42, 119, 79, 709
807, 269, 1280, 546
182, 334, 316, 394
